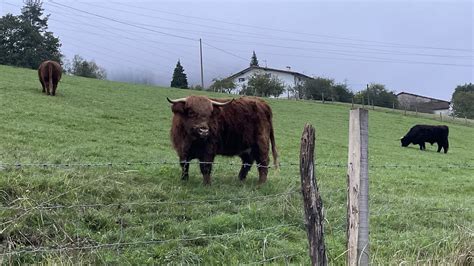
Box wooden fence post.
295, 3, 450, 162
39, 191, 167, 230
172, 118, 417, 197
300, 124, 327, 266
347, 108, 369, 266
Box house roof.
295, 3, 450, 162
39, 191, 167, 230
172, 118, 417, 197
396, 91, 450, 104
226, 66, 313, 80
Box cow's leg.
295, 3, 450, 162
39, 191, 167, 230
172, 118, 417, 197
255, 139, 270, 185
199, 156, 214, 185
238, 152, 254, 181
437, 142, 442, 153
179, 157, 190, 181
45, 82, 50, 95
419, 142, 425, 150
52, 82, 57, 96
40, 79, 46, 93
443, 140, 449, 153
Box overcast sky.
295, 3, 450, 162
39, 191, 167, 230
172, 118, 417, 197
1, 0, 472, 100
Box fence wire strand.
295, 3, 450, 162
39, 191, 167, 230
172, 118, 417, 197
1, 223, 300, 257
0, 190, 301, 211
1, 160, 472, 170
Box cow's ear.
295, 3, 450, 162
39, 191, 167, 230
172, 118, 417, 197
171, 102, 185, 114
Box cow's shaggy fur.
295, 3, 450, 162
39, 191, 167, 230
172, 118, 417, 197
169, 95, 278, 185
38, 60, 62, 96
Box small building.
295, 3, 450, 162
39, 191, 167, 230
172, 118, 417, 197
225, 66, 312, 97
397, 92, 451, 115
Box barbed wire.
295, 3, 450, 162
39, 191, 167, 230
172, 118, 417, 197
0, 160, 472, 170
0, 223, 300, 257
371, 207, 472, 217
0, 190, 300, 211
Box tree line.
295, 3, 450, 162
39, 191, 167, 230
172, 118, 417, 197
1, 0, 106, 79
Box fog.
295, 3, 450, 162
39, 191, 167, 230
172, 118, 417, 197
1, 0, 472, 100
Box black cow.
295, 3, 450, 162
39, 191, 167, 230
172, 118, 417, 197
400, 125, 449, 153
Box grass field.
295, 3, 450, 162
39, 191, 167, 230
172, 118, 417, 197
0, 65, 473, 264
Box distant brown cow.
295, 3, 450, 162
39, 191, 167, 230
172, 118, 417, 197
38, 60, 62, 96
168, 95, 278, 185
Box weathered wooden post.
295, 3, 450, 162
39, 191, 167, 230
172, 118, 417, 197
300, 124, 327, 266
347, 108, 369, 266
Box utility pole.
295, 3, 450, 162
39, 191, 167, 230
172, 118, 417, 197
199, 38, 204, 88
366, 84, 369, 109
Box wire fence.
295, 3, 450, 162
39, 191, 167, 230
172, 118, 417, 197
1, 157, 472, 262
0, 223, 300, 257
0, 190, 300, 211
0, 160, 472, 170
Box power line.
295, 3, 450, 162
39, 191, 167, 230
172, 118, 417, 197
79, 1, 474, 58
201, 38, 473, 68
111, 1, 474, 53
44, 1, 246, 79
45, 10, 225, 75
202, 41, 248, 62
48, 1, 197, 42
44, 2, 471, 67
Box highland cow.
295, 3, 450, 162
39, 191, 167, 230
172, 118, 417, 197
168, 95, 278, 185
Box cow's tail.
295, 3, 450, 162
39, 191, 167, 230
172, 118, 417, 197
269, 119, 279, 169
48, 62, 53, 93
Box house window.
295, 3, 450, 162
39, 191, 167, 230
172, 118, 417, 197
238, 78, 245, 82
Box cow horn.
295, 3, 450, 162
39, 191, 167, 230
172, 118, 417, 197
167, 97, 187, 104
210, 99, 234, 106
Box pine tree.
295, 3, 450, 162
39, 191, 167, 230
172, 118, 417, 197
250, 51, 259, 67
170, 60, 188, 89
0, 0, 62, 68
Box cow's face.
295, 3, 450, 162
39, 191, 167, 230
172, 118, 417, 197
400, 136, 410, 147
168, 96, 232, 139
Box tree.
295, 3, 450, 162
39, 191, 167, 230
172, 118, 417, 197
0, 0, 62, 69
209, 78, 236, 93
240, 73, 284, 97
331, 83, 354, 103
300, 77, 334, 100
451, 83, 474, 119
355, 83, 398, 108
250, 51, 259, 67
67, 55, 106, 79
170, 60, 188, 89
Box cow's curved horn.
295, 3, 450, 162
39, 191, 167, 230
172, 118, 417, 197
210, 99, 234, 106
167, 97, 187, 104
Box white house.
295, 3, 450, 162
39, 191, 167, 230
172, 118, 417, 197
225, 66, 312, 97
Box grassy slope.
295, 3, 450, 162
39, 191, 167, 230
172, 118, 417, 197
0, 65, 472, 264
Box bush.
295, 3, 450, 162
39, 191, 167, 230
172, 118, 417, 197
240, 73, 284, 97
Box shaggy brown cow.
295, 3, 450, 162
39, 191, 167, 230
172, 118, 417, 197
38, 60, 62, 96
168, 95, 278, 185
